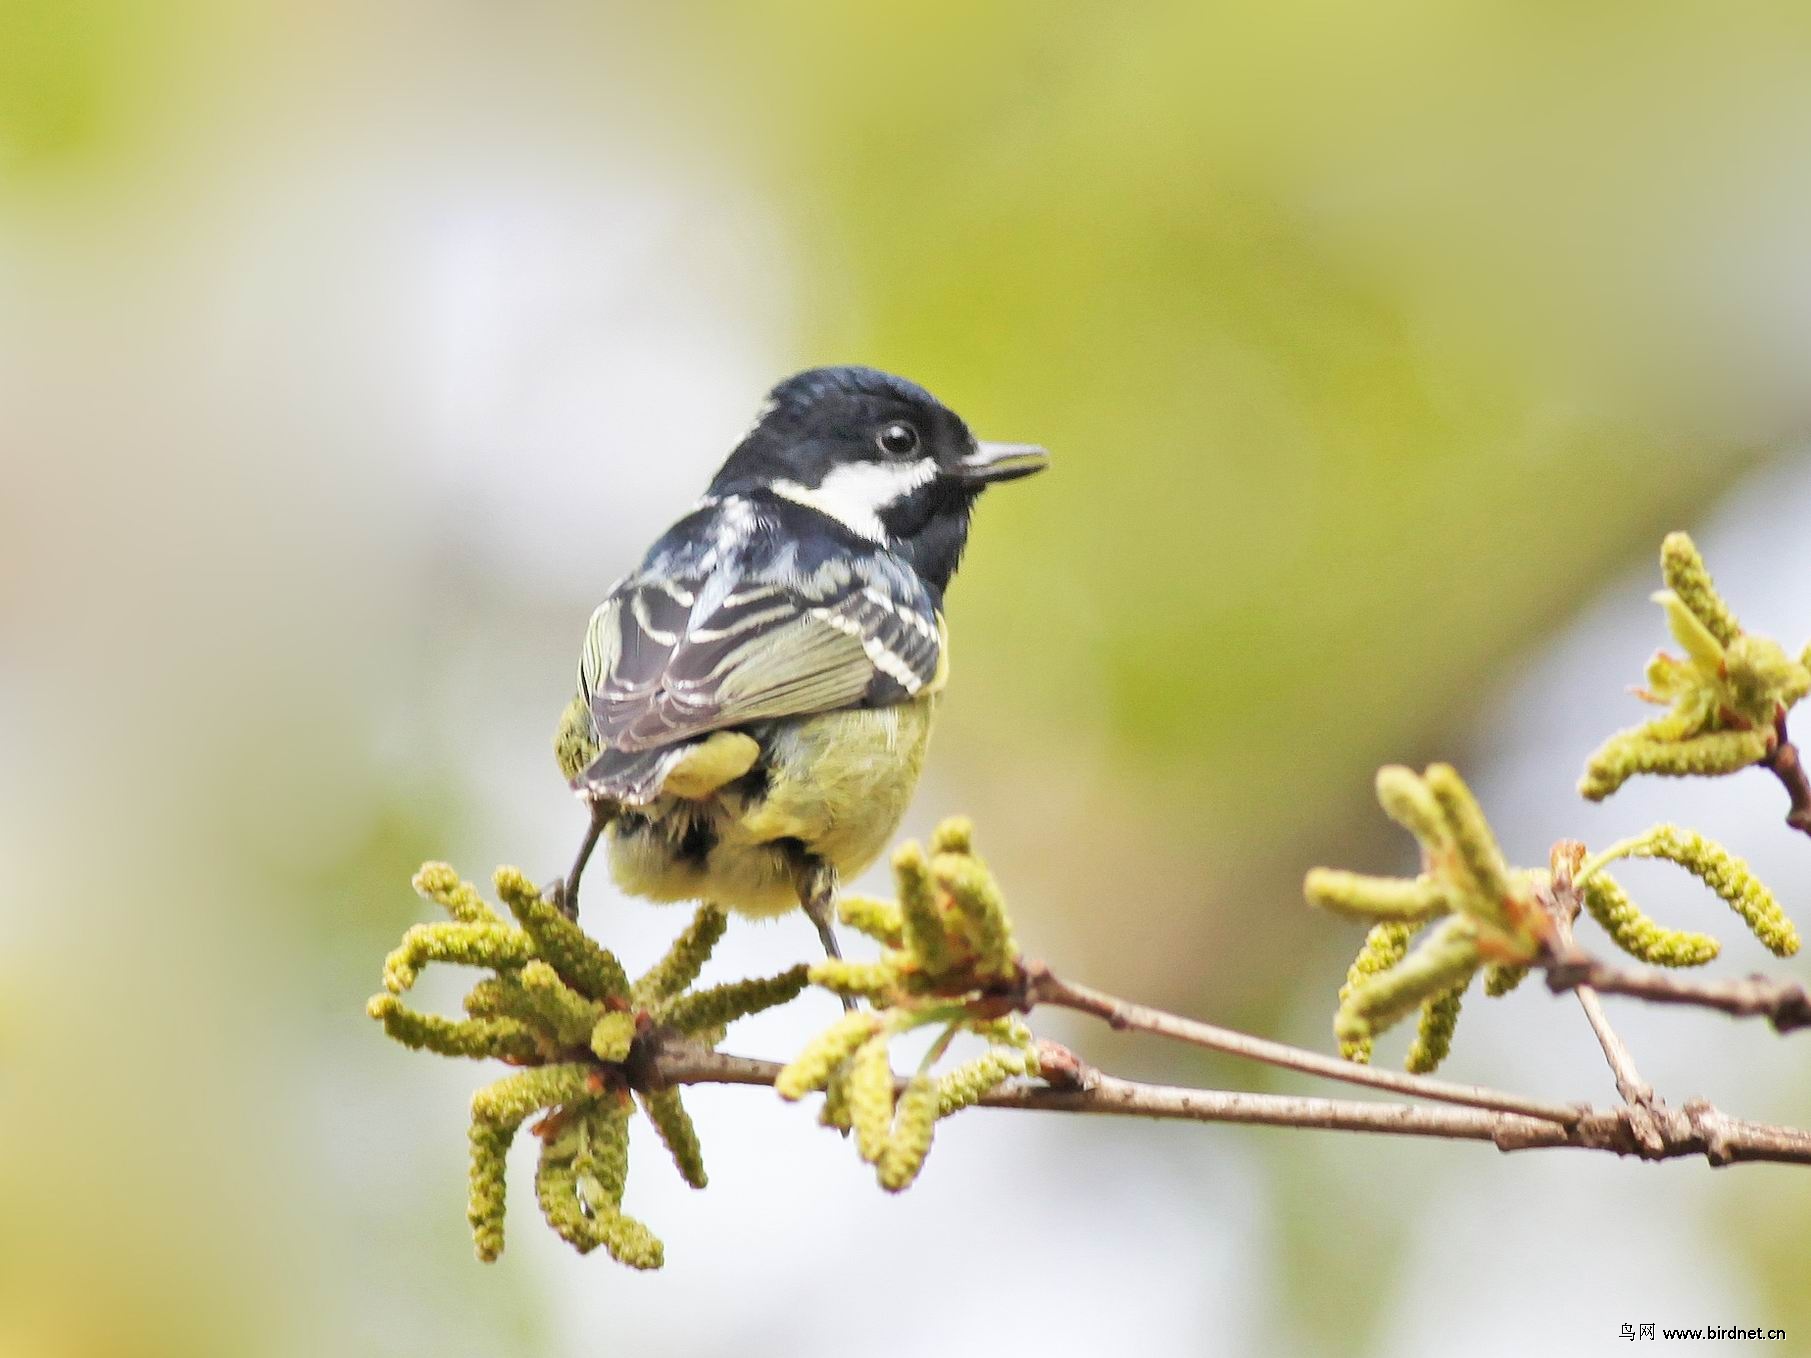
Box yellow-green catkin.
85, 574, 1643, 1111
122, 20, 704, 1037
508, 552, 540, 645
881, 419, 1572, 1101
1579, 872, 1719, 968
1303, 869, 1449, 922
535, 1133, 589, 1253
631, 904, 727, 1007
808, 958, 901, 1001
383, 922, 532, 994
1314, 766, 1537, 1067
1581, 729, 1774, 800
779, 822, 1040, 1191
1374, 765, 1448, 847
367, 993, 538, 1062
639, 1088, 707, 1189
930, 816, 975, 856
936, 1046, 1037, 1117
686, 1021, 729, 1050
1579, 536, 1809, 803
575, 1097, 663, 1271
595, 1214, 663, 1271
594, 1216, 666, 1274
1615, 826, 1799, 957
1405, 984, 1465, 1074
972, 1015, 1037, 1052
936, 853, 1017, 976
589, 1010, 637, 1063
518, 960, 604, 1046
878, 1075, 940, 1192
1726, 634, 1811, 715
893, 842, 949, 974
1655, 590, 1727, 673
463, 974, 577, 1045
1335, 916, 1479, 1051
494, 868, 631, 1001
1661, 532, 1741, 646
1337, 922, 1414, 1063
413, 863, 505, 925
471, 1064, 596, 1134
1483, 962, 1528, 997
776, 1010, 880, 1100
462, 976, 517, 1020
837, 895, 904, 947
466, 1064, 595, 1262
553, 693, 600, 784
848, 1037, 896, 1164
577, 1096, 632, 1212
819, 1064, 853, 1130
657, 965, 810, 1035
1423, 764, 1513, 913
468, 1121, 513, 1262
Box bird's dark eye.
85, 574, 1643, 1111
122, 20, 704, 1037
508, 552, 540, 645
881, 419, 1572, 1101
877, 422, 919, 456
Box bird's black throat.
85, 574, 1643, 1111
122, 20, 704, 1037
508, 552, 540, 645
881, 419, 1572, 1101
879, 482, 979, 600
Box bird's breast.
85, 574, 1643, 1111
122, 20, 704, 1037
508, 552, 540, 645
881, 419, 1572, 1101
604, 696, 938, 917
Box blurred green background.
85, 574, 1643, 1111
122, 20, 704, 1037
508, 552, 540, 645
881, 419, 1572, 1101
6, 3, 1811, 1355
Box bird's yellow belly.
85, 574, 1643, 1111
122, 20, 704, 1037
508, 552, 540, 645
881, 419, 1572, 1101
604, 698, 937, 917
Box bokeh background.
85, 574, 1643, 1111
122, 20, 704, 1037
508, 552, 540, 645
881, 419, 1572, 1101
6, 4, 1811, 1355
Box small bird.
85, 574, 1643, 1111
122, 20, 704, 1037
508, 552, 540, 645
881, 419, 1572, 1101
551, 365, 1047, 966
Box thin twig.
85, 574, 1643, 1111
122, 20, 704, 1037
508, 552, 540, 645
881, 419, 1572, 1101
647, 1038, 1811, 1167
1014, 961, 1586, 1126
1537, 828, 1811, 1035
1545, 856, 1666, 1153
1763, 712, 1811, 839
1569, 987, 1665, 1148
1544, 949, 1811, 1034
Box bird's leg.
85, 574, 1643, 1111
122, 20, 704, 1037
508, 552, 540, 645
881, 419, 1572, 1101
797, 860, 843, 960
795, 857, 856, 1013
553, 800, 610, 920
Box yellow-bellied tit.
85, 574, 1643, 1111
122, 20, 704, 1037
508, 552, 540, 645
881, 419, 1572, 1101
552, 365, 1047, 968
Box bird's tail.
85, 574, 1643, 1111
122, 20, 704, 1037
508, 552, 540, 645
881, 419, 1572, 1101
577, 731, 761, 806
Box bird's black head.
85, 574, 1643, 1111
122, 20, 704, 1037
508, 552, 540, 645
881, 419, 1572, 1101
708, 365, 1047, 596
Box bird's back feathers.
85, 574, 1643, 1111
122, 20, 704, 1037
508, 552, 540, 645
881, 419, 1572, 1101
574, 491, 944, 804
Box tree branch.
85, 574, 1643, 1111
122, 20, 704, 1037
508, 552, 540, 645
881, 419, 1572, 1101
1012, 962, 1586, 1126
648, 1036, 1811, 1167
1545, 854, 1668, 1153
1526, 841, 1811, 1035
1568, 983, 1667, 1151
1763, 712, 1811, 839
612, 850, 1811, 1185
1543, 948, 1811, 1034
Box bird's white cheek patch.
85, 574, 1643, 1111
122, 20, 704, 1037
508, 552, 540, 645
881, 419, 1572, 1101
771, 460, 938, 542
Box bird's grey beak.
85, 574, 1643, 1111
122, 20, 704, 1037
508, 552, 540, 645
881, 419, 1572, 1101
951, 441, 1050, 485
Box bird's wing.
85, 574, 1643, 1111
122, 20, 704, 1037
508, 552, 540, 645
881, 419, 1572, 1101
579, 560, 943, 758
